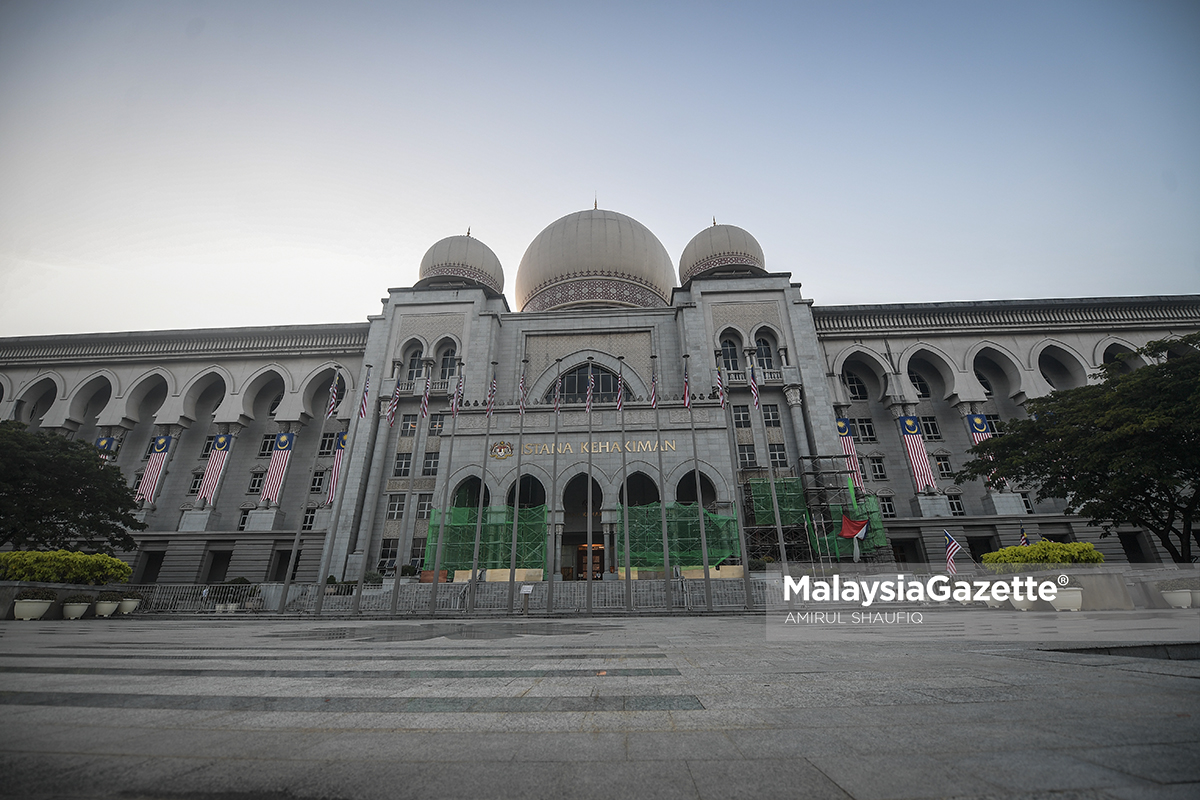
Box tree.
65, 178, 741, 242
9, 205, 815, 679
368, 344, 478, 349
0, 421, 146, 553
957, 333, 1200, 563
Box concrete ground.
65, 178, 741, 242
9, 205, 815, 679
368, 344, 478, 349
1, 611, 1198, 800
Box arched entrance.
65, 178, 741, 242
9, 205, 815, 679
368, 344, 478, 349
618, 472, 659, 506
562, 473, 603, 580
506, 475, 547, 508
676, 471, 717, 511
452, 476, 491, 509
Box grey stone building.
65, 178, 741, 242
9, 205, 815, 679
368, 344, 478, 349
2, 207, 1197, 583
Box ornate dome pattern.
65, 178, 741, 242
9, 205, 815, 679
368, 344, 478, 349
418, 235, 504, 295
678, 224, 765, 285
515, 209, 675, 312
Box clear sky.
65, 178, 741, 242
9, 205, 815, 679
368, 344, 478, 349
1, 0, 1197, 336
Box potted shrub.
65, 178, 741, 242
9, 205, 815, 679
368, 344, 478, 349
117, 590, 143, 615
397, 564, 418, 583
94, 591, 123, 617
1049, 576, 1084, 612
62, 593, 93, 620
1156, 579, 1195, 609
13, 587, 57, 620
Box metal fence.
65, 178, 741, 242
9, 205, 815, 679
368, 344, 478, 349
118, 577, 787, 616
113, 564, 1197, 617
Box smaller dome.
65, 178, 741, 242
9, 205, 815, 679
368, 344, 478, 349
417, 235, 504, 295
678, 224, 765, 285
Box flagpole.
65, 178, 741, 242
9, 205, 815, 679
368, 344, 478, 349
507, 358, 528, 614
585, 357, 594, 616
617, 356, 633, 611
716, 352, 755, 610
650, 354, 672, 611
277, 369, 340, 613
545, 359, 562, 614
384, 361, 430, 614
428, 360, 463, 615
683, 355, 713, 612
315, 370, 358, 616
749, 351, 790, 578
467, 362, 498, 614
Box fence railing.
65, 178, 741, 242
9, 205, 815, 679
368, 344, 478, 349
118, 577, 787, 615
118, 565, 1183, 617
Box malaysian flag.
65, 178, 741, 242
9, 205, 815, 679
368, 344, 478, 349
682, 367, 690, 409
899, 416, 937, 492
358, 367, 372, 420
585, 367, 594, 412
385, 380, 402, 427
518, 369, 527, 416
715, 365, 726, 409
944, 530, 963, 575
553, 373, 562, 415
748, 363, 760, 409
649, 371, 658, 409
95, 436, 117, 462
196, 433, 233, 503
451, 373, 464, 418
1019, 526, 1029, 547
485, 372, 497, 417
838, 514, 869, 563
837, 419, 864, 491
135, 435, 172, 503
967, 413, 992, 446
420, 374, 432, 419
325, 431, 347, 505
615, 369, 624, 411
260, 432, 295, 505
325, 373, 340, 419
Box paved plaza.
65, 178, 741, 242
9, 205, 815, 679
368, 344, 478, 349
1, 611, 1198, 800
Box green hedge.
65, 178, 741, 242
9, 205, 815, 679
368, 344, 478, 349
0, 550, 132, 585
981, 541, 1104, 566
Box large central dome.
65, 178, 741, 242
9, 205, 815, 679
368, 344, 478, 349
514, 209, 676, 312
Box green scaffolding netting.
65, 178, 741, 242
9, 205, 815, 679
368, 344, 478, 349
620, 503, 741, 568
424, 505, 547, 572
807, 495, 889, 559
748, 478, 807, 526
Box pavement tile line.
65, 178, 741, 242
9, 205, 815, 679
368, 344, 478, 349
0, 666, 682, 678
0, 651, 670, 661
0, 691, 706, 713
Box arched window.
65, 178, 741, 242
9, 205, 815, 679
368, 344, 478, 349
974, 369, 993, 396
908, 369, 931, 399
439, 347, 457, 380
755, 337, 774, 370
543, 364, 632, 404
720, 339, 740, 372
843, 371, 868, 401
406, 349, 424, 381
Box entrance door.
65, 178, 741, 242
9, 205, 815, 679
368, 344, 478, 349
576, 544, 604, 580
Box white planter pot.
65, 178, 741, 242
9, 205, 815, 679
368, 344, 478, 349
94, 600, 120, 617
13, 599, 53, 620
982, 588, 1007, 609
1161, 589, 1192, 609
117, 598, 141, 615
1049, 587, 1083, 612
1010, 595, 1038, 612
62, 602, 91, 620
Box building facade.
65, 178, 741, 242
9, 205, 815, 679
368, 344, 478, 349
2, 208, 1197, 583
